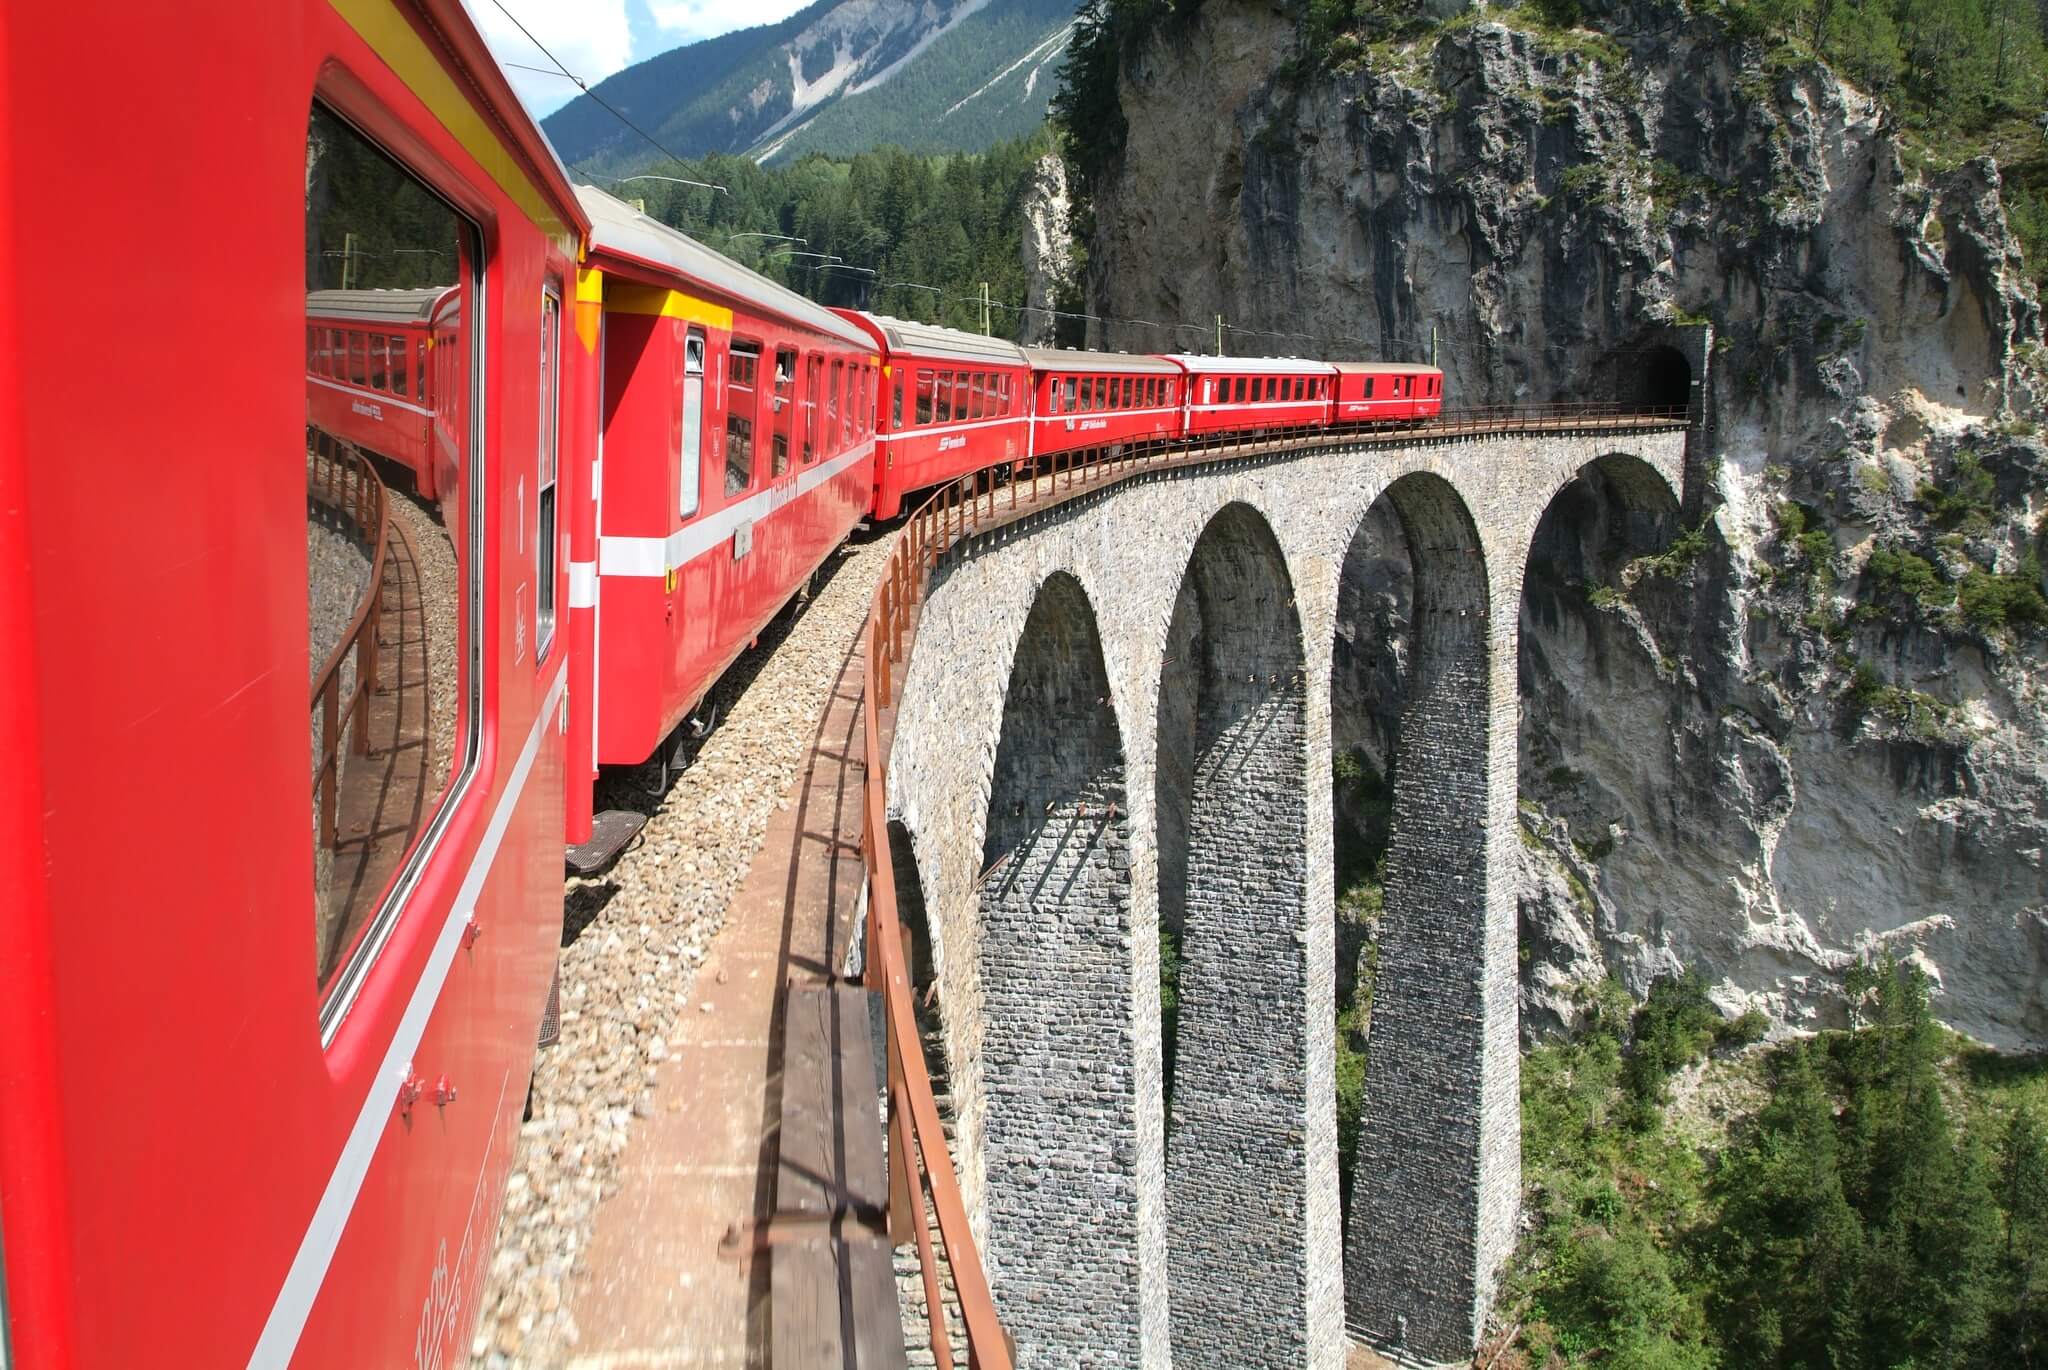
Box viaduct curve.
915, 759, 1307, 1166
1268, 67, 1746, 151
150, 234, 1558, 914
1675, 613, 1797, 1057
874, 418, 1695, 1368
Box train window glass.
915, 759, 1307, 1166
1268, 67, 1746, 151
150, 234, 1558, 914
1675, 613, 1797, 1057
537, 287, 560, 661
391, 336, 407, 397
727, 412, 754, 494
937, 371, 955, 423
773, 347, 796, 476
952, 374, 969, 422
305, 101, 481, 1014
1364, 377, 1375, 399
681, 331, 705, 515
1062, 376, 1076, 411
727, 343, 759, 497
827, 359, 842, 454
803, 354, 820, 464
893, 371, 905, 428
916, 370, 935, 424
973, 374, 987, 421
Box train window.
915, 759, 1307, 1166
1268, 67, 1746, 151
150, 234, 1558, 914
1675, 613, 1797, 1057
952, 374, 969, 422
537, 287, 560, 661
894, 371, 905, 428
305, 100, 482, 1017
938, 371, 956, 423
681, 331, 705, 515
1364, 377, 1375, 399
773, 347, 796, 476
803, 354, 820, 464
973, 374, 988, 421
390, 336, 407, 397
916, 370, 935, 425
727, 343, 759, 497
827, 359, 842, 454
1062, 376, 1076, 411
726, 412, 754, 494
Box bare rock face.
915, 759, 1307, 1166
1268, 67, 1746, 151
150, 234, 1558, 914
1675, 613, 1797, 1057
1088, 0, 2048, 1048
1018, 152, 1075, 345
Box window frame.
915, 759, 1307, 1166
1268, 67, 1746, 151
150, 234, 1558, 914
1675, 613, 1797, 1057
311, 94, 491, 1042
535, 284, 561, 662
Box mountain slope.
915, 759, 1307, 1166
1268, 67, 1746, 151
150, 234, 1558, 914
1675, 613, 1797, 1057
542, 0, 1076, 171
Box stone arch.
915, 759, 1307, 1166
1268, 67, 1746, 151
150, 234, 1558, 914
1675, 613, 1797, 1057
977, 570, 1139, 1366
1157, 502, 1321, 1369
1342, 471, 1517, 1363
1518, 453, 1684, 1032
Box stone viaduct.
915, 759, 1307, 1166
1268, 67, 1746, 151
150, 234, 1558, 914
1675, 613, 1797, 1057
882, 427, 1691, 1367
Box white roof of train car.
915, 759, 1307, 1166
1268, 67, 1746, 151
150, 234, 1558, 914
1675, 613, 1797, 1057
847, 314, 1030, 368
1020, 346, 1179, 375
1159, 354, 1341, 375
577, 186, 870, 350
304, 288, 449, 324
1330, 361, 1441, 375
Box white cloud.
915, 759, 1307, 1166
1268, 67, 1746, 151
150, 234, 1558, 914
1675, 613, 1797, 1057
467, 0, 634, 118
644, 0, 817, 43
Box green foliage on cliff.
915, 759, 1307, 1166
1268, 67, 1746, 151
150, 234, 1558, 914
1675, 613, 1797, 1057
608, 130, 1063, 337
1508, 956, 2048, 1368
1957, 558, 2048, 630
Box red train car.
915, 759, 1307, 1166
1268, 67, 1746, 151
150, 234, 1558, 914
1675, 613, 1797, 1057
835, 312, 1030, 518
303, 288, 449, 497
1023, 346, 1183, 460
1333, 361, 1444, 423
578, 188, 879, 780
1, 2, 589, 1365
1167, 354, 1340, 436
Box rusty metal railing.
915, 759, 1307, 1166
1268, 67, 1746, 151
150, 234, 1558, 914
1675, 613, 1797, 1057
857, 403, 1690, 1365
309, 428, 389, 857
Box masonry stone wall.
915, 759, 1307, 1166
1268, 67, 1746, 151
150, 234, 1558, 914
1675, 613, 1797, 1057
883, 431, 1687, 1368
1162, 505, 1317, 1369
1344, 473, 1515, 1359
976, 573, 1141, 1365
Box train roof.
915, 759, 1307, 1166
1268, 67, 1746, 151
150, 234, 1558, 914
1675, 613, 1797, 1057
1159, 354, 1341, 375
1020, 346, 1179, 375
304, 288, 451, 324
1330, 361, 1441, 375
836, 312, 1030, 368
577, 186, 870, 349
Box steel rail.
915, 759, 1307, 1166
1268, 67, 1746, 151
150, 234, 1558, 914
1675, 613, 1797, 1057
857, 403, 1688, 1363
308, 429, 390, 855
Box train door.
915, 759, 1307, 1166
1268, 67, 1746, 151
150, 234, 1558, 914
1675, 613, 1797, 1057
679, 329, 704, 519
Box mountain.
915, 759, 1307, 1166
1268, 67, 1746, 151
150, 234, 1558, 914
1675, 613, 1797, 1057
542, 0, 1078, 170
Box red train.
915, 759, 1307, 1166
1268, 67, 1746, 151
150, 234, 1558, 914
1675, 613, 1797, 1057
0, 1, 1443, 1363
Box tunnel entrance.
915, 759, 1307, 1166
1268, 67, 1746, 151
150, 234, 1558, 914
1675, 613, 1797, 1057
1638, 345, 1692, 415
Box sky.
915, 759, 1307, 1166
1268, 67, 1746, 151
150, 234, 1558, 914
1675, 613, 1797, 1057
467, 0, 818, 119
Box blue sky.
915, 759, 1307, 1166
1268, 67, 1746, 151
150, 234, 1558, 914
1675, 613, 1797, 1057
468, 0, 818, 118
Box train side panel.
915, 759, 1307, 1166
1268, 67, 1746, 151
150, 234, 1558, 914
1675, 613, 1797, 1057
0, 2, 578, 1364
593, 280, 874, 768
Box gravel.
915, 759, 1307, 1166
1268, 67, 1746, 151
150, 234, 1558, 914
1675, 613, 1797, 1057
470, 530, 893, 1367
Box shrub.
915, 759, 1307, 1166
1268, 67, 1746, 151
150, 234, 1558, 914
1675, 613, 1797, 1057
1957, 559, 2048, 633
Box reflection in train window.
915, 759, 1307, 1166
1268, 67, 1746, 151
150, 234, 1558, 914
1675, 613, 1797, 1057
304, 101, 479, 1013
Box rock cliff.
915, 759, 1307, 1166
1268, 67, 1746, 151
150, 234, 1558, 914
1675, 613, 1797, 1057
1084, 0, 2048, 1049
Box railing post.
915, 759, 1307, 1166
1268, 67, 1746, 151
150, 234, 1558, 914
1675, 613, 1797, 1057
319, 684, 339, 851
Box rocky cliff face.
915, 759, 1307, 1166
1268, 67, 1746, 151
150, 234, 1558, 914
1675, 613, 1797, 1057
1087, 0, 2048, 1049
1018, 153, 1077, 344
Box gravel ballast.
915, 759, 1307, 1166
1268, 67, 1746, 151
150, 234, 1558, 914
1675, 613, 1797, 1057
470, 531, 891, 1367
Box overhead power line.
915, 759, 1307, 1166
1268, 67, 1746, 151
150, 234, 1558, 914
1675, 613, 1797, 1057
486, 0, 711, 188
